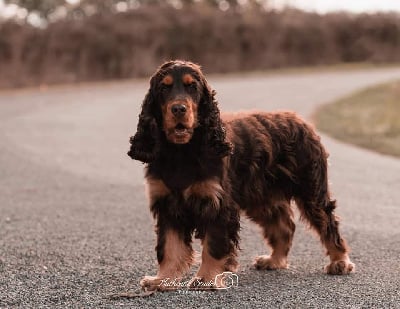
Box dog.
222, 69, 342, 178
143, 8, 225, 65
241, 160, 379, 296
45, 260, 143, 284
128, 60, 354, 290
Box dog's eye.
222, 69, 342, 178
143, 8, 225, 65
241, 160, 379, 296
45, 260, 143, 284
160, 84, 172, 91
185, 83, 197, 90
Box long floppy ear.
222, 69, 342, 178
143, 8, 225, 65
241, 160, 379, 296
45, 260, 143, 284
127, 89, 160, 163
198, 77, 233, 158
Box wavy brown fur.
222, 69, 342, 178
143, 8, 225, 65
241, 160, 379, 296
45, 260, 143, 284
128, 60, 354, 290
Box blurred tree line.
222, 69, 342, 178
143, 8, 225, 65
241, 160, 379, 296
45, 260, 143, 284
0, 1, 399, 88
4, 0, 269, 21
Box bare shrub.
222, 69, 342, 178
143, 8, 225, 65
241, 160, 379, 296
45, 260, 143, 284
0, 7, 399, 88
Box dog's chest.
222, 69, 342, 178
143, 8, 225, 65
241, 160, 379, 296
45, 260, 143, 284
148, 154, 222, 192
160, 162, 199, 192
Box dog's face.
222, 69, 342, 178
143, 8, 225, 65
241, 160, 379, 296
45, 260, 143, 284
128, 60, 232, 163
153, 62, 204, 144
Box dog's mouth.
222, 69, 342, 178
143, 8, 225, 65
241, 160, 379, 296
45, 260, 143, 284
174, 123, 190, 136
167, 123, 194, 144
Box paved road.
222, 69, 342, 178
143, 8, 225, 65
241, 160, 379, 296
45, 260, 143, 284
1, 67, 400, 308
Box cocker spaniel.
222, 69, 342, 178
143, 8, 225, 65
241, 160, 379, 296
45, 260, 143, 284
128, 60, 354, 290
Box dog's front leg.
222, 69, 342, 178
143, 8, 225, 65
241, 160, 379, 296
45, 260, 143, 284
141, 178, 194, 291
190, 219, 240, 290
140, 217, 193, 291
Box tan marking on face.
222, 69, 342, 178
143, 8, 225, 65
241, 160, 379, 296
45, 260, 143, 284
195, 235, 238, 288
161, 74, 173, 86
182, 74, 195, 85
146, 177, 170, 205
162, 99, 198, 144
184, 178, 223, 209
157, 229, 194, 279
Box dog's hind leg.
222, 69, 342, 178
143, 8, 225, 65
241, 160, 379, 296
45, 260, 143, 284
295, 158, 355, 275
295, 196, 355, 275
247, 200, 296, 270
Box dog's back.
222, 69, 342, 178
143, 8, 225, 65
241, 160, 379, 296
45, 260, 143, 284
224, 111, 326, 207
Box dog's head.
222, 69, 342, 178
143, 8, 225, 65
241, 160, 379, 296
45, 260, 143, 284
128, 60, 232, 163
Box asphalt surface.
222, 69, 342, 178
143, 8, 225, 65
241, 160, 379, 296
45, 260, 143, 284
1, 67, 400, 308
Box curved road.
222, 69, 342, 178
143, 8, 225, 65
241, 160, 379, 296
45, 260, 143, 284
1, 67, 400, 308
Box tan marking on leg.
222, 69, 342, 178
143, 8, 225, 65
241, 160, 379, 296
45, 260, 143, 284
294, 197, 355, 275
254, 224, 292, 270
248, 201, 295, 271
145, 177, 170, 205
140, 230, 193, 291
324, 241, 355, 275
189, 235, 238, 290
254, 220, 292, 271
158, 230, 193, 277
184, 178, 224, 208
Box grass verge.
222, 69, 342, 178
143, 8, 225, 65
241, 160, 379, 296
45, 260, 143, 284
314, 80, 400, 157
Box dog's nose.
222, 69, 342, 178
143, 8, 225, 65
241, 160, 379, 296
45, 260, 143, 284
171, 104, 187, 116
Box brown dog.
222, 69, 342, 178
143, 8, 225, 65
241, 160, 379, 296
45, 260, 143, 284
128, 60, 354, 290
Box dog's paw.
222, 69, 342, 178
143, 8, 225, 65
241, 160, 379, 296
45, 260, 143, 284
139, 276, 179, 291
325, 259, 355, 275
254, 255, 288, 270
139, 276, 163, 291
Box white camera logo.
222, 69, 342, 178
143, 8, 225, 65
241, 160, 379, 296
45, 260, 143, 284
214, 272, 239, 289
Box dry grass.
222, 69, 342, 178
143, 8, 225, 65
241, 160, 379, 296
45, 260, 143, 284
315, 80, 400, 157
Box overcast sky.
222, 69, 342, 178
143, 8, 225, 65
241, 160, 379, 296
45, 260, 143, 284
1, 0, 400, 16
273, 0, 400, 13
